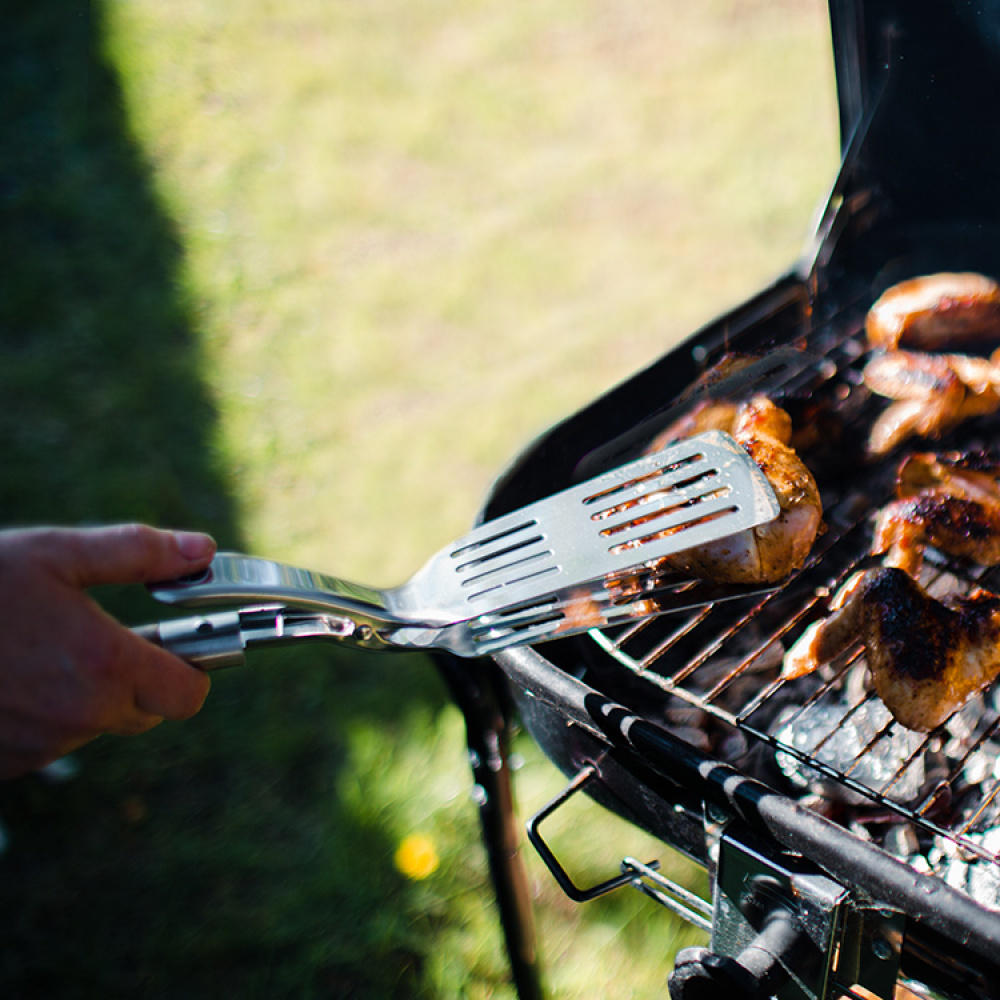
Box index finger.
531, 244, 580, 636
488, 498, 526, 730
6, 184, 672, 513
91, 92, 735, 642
48, 524, 217, 589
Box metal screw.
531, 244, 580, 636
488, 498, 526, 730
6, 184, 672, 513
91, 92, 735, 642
871, 936, 894, 961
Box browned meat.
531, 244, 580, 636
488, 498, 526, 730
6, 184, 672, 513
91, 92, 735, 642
873, 452, 1000, 575
649, 400, 739, 445
866, 272, 1000, 350
783, 568, 1000, 732
655, 396, 823, 585
863, 350, 1000, 455
895, 449, 1000, 499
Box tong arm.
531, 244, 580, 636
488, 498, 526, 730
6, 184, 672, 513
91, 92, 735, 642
149, 553, 409, 627
135, 604, 399, 670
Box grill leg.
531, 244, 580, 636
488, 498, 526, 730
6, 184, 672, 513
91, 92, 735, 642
432, 652, 544, 1000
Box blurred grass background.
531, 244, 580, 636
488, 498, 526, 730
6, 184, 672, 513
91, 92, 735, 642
0, 1, 838, 997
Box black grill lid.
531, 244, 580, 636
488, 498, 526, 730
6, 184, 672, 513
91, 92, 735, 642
828, 0, 1000, 281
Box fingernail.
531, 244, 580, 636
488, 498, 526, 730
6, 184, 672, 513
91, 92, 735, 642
175, 531, 216, 561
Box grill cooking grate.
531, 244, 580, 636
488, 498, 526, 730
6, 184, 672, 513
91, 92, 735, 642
584, 298, 1000, 892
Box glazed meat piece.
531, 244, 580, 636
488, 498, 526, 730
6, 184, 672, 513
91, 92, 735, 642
866, 272, 1000, 350
863, 349, 1000, 455
651, 396, 823, 585
651, 399, 739, 444
651, 351, 842, 461
894, 449, 1000, 499
783, 567, 1000, 732
650, 351, 790, 446
873, 451, 1000, 576
875, 495, 1000, 577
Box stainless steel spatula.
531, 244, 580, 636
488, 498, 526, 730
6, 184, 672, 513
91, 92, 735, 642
140, 430, 779, 663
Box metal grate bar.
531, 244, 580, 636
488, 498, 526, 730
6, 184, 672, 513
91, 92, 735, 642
923, 714, 1000, 822
697, 510, 881, 711
608, 614, 659, 652
960, 779, 1000, 844
841, 712, 897, 781
804, 687, 881, 763
767, 647, 865, 730
632, 606, 714, 675
878, 731, 937, 799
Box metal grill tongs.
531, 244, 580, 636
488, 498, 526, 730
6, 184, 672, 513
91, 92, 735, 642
137, 431, 779, 667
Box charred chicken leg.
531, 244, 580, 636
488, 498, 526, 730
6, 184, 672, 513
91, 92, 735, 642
783, 567, 1000, 732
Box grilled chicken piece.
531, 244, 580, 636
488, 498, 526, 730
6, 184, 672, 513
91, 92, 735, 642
653, 400, 739, 443
783, 567, 1000, 732
873, 451, 1000, 576
863, 349, 1000, 455
651, 396, 823, 585
866, 272, 1000, 350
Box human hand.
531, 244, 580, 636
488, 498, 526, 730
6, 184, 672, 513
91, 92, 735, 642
0, 524, 216, 779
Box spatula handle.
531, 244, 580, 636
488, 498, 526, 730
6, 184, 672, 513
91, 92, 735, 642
148, 552, 404, 626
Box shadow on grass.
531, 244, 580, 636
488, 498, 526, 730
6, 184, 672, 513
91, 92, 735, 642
0, 5, 471, 998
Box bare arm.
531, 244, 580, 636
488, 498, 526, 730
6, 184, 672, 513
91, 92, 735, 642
0, 524, 216, 779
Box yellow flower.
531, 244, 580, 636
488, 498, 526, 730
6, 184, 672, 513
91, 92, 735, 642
394, 833, 440, 880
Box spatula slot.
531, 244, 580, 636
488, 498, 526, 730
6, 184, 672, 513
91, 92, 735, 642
598, 486, 732, 536
589, 470, 721, 522
453, 535, 548, 575
463, 561, 561, 602
450, 520, 539, 561
582, 454, 705, 507
608, 505, 738, 555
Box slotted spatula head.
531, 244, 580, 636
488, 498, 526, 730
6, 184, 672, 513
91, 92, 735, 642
390, 430, 779, 623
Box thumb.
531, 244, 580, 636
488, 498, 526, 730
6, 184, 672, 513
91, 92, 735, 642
47, 524, 217, 589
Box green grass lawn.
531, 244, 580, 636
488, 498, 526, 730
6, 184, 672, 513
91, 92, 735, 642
0, 1, 838, 996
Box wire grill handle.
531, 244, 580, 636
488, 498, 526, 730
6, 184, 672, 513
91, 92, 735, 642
525, 763, 661, 902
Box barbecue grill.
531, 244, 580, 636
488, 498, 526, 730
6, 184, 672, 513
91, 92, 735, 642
435, 2, 1000, 998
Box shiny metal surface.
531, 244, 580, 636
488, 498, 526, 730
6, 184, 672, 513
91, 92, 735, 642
135, 605, 388, 666
147, 431, 778, 658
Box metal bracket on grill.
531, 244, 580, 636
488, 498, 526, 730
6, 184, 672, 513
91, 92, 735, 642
527, 767, 908, 999
668, 818, 906, 1000
620, 856, 713, 933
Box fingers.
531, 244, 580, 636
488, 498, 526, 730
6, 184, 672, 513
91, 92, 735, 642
38, 610, 210, 736
0, 524, 218, 779
67, 597, 213, 727
123, 626, 213, 723
41, 524, 217, 589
